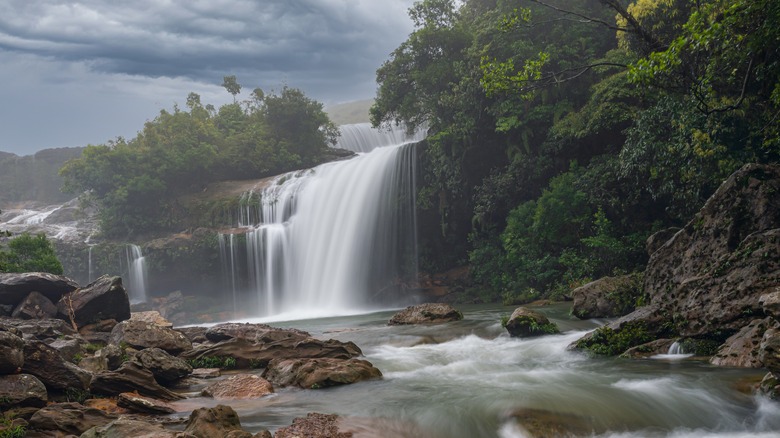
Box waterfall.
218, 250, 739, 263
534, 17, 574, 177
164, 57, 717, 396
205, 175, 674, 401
218, 233, 242, 315
222, 123, 422, 318
124, 244, 148, 304
668, 341, 685, 355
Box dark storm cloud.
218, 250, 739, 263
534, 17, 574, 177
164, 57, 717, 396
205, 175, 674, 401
0, 0, 414, 98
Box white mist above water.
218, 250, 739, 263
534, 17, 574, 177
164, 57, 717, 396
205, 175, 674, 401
221, 123, 423, 317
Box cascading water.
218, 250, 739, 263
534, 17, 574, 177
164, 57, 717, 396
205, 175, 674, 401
221, 123, 423, 318
123, 244, 148, 304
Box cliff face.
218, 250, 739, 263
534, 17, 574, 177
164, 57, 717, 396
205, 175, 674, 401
575, 164, 780, 360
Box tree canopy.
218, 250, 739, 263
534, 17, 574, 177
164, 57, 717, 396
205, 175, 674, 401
0, 233, 64, 275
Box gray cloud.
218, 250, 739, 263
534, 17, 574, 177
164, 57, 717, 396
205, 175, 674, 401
0, 0, 416, 154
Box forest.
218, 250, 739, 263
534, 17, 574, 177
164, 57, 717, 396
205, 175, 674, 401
370, 0, 780, 303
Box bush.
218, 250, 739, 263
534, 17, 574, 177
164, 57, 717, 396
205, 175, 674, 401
0, 233, 63, 274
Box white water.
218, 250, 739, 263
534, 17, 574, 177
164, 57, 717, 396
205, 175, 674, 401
336, 122, 426, 153
220, 123, 422, 317
123, 244, 148, 304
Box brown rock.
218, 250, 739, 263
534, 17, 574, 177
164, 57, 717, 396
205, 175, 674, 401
28, 402, 116, 435
760, 372, 780, 399
80, 418, 189, 438
56, 276, 130, 328
274, 413, 351, 438
621, 339, 677, 359
509, 407, 599, 437
184, 404, 251, 438
571, 274, 644, 319
11, 291, 58, 320
759, 328, 780, 373
387, 303, 463, 325
47, 336, 85, 362
0, 272, 78, 306
205, 322, 310, 342
263, 358, 382, 389
202, 374, 274, 399
0, 317, 77, 340
0, 330, 24, 374
135, 347, 192, 383
760, 290, 780, 321
22, 340, 92, 391
191, 368, 220, 378
505, 307, 559, 338
109, 320, 192, 355
90, 361, 185, 401
78, 319, 118, 345
117, 392, 175, 415
0, 373, 47, 408
711, 318, 777, 367
130, 310, 173, 327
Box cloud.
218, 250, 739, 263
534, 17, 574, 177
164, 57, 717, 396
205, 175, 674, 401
0, 0, 417, 154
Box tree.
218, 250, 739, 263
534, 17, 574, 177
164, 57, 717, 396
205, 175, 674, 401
0, 233, 64, 274
222, 75, 242, 102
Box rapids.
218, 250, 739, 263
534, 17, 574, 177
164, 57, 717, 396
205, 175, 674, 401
171, 305, 780, 437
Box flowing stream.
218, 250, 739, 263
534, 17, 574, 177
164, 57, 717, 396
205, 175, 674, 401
173, 305, 779, 437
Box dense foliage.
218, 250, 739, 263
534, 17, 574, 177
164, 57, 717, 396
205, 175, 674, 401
372, 0, 780, 302
0, 233, 64, 274
60, 82, 338, 237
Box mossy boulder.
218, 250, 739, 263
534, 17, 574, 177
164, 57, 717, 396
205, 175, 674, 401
504, 307, 559, 338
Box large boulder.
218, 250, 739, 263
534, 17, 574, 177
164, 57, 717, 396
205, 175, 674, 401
710, 318, 777, 367
571, 274, 644, 319
183, 405, 252, 438
387, 303, 463, 325
0, 330, 24, 374
0, 317, 77, 340
180, 336, 362, 369
109, 320, 192, 354
11, 291, 58, 320
47, 336, 85, 362
263, 358, 382, 389
90, 361, 185, 401
27, 402, 116, 435
116, 392, 175, 415
0, 272, 78, 306
504, 307, 559, 338
22, 340, 92, 391
56, 276, 130, 328
135, 347, 193, 383
574, 164, 780, 356
759, 328, 780, 373
0, 374, 47, 408
201, 374, 274, 400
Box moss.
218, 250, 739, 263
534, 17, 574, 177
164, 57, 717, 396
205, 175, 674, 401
576, 321, 654, 356
679, 338, 721, 356
186, 356, 238, 369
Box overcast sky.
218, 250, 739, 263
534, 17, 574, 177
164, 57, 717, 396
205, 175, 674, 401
0, 0, 417, 155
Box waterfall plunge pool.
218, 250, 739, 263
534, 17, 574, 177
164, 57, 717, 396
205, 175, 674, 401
171, 304, 779, 437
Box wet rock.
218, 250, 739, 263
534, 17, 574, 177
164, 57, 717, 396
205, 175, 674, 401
117, 392, 175, 415
508, 407, 599, 438
759, 328, 780, 373
0, 272, 78, 306
191, 368, 220, 378
274, 413, 351, 438
183, 404, 252, 438
90, 361, 185, 401
760, 372, 780, 399
22, 340, 91, 391
56, 276, 130, 328
130, 310, 173, 327
0, 317, 77, 341
263, 358, 382, 389
0, 330, 24, 374
180, 336, 362, 369
621, 339, 677, 359
80, 418, 189, 438
11, 291, 58, 320
711, 318, 777, 367
505, 307, 559, 338
28, 402, 116, 435
109, 320, 192, 355
760, 290, 780, 321
135, 347, 192, 383
387, 303, 463, 325
202, 374, 274, 399
0, 374, 47, 408
205, 322, 310, 342
571, 273, 644, 319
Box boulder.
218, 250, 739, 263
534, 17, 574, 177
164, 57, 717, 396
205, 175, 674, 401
47, 336, 84, 362
56, 276, 130, 328
759, 328, 780, 373
180, 336, 362, 369
78, 344, 125, 374
27, 402, 116, 435
710, 318, 777, 367
0, 330, 24, 374
387, 303, 463, 325
205, 322, 310, 342
116, 392, 175, 415
11, 291, 58, 320
0, 317, 77, 340
0, 272, 78, 306
109, 320, 192, 354
130, 310, 173, 327
183, 405, 252, 438
508, 408, 599, 438
263, 358, 382, 389
78, 319, 118, 345
178, 326, 209, 344
760, 372, 780, 400
80, 418, 188, 438
135, 347, 192, 383
90, 361, 185, 401
274, 413, 349, 438
571, 274, 644, 319
621, 339, 677, 359
22, 340, 91, 391
760, 291, 780, 321
505, 307, 559, 338
202, 374, 274, 399
0, 374, 47, 408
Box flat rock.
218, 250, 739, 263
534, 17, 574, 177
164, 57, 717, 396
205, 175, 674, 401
263, 358, 382, 389
117, 392, 176, 415
191, 368, 220, 378
387, 303, 463, 325
56, 275, 130, 328
109, 320, 192, 354
0, 330, 24, 374
28, 402, 116, 435
0, 373, 47, 408
0, 317, 77, 340
0, 272, 78, 306
202, 374, 274, 399
90, 361, 185, 401
11, 290, 58, 320
80, 418, 188, 438
205, 322, 310, 342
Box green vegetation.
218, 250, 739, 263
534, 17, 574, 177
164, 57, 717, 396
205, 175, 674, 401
575, 322, 654, 356
0, 232, 64, 274
186, 356, 238, 369
60, 79, 338, 238
64, 387, 94, 404
0, 417, 26, 438
372, 0, 780, 301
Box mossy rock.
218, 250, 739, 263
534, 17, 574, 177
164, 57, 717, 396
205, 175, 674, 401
505, 307, 559, 338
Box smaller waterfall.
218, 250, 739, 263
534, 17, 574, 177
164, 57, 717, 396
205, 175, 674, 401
668, 341, 686, 355
218, 233, 242, 315
124, 244, 148, 304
